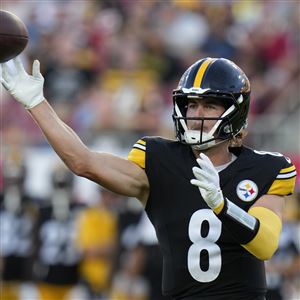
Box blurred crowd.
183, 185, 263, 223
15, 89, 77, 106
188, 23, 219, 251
1, 1, 299, 300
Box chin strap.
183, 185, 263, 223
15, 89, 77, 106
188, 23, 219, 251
184, 130, 215, 150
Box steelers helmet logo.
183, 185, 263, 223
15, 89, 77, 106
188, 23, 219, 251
236, 180, 258, 202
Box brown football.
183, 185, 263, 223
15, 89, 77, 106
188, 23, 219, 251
0, 10, 28, 63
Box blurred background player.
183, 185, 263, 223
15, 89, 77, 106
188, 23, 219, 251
34, 164, 83, 300
110, 245, 149, 300
265, 194, 300, 300
0, 150, 39, 300
76, 188, 118, 299
132, 212, 171, 300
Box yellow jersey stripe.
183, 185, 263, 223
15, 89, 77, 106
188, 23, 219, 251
128, 148, 146, 169
279, 165, 296, 174
276, 171, 297, 179
133, 143, 146, 151
267, 176, 296, 195
136, 139, 146, 146
193, 58, 214, 88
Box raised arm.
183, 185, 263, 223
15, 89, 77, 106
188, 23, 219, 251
1, 58, 149, 205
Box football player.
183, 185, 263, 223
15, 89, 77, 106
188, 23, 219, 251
1, 57, 297, 300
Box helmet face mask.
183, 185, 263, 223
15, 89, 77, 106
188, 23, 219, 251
172, 58, 250, 150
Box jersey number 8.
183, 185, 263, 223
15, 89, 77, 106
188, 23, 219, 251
188, 209, 222, 282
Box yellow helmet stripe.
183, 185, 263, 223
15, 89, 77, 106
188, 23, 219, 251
193, 58, 215, 88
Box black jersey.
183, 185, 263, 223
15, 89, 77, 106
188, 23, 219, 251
35, 204, 82, 285
128, 137, 297, 300
0, 199, 37, 281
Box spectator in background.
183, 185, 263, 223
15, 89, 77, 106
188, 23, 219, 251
1, 1, 299, 150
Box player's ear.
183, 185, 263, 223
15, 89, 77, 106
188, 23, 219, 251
230, 129, 247, 147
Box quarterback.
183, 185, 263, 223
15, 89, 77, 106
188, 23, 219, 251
1, 57, 297, 300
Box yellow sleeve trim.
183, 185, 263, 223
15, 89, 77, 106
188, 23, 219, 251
268, 176, 296, 195
279, 165, 296, 174
128, 139, 146, 169
136, 139, 146, 145
242, 207, 282, 260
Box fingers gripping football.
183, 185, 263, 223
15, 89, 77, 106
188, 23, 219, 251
191, 153, 224, 211
1, 57, 45, 109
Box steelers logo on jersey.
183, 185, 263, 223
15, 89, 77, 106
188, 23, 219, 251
236, 180, 258, 202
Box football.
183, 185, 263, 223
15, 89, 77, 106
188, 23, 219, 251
0, 10, 28, 63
